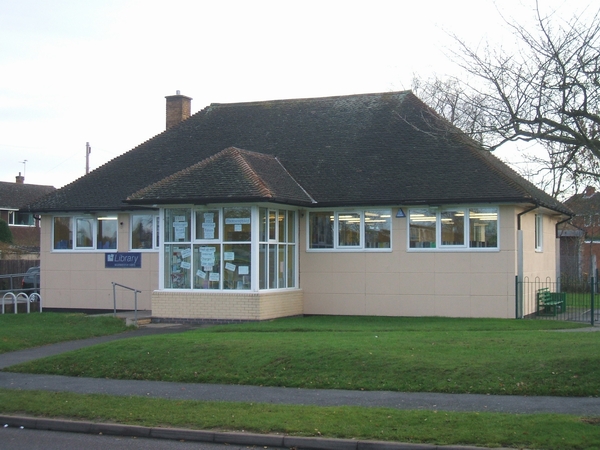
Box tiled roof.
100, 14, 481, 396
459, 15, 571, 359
127, 147, 315, 205
25, 91, 569, 214
564, 190, 600, 216
0, 181, 55, 210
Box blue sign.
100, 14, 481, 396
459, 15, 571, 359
105, 252, 142, 268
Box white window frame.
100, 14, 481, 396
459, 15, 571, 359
160, 205, 299, 292
408, 206, 499, 252
8, 210, 35, 227
258, 208, 297, 290
130, 213, 160, 251
307, 208, 392, 252
52, 214, 118, 252
535, 213, 543, 252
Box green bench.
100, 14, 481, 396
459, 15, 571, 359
536, 288, 566, 316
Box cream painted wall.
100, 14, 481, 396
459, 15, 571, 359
37, 204, 561, 320
299, 206, 521, 319
39, 214, 157, 311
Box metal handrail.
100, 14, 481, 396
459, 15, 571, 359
111, 282, 142, 323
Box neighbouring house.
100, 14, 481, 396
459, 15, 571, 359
560, 186, 600, 281
0, 173, 55, 256
23, 91, 571, 321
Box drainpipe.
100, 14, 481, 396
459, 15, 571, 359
516, 203, 538, 318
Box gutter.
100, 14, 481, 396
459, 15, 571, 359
517, 203, 538, 230
555, 213, 575, 239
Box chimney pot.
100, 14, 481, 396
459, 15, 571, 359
165, 92, 192, 130
16, 172, 24, 184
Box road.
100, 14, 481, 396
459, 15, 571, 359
0, 427, 287, 450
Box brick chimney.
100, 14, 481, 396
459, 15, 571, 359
165, 91, 192, 129
15, 172, 24, 184
584, 186, 596, 198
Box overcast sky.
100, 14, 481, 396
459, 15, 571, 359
0, 0, 592, 188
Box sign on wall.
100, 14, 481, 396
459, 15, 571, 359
105, 252, 142, 268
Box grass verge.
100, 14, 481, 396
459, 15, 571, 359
1, 389, 599, 449
5, 316, 599, 396
0, 313, 131, 354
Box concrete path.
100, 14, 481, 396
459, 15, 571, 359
1, 322, 599, 450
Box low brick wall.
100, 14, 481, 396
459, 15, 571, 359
152, 289, 303, 321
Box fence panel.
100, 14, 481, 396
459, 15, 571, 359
520, 276, 597, 324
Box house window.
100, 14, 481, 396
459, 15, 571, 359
409, 209, 437, 248
8, 211, 35, 226
535, 214, 543, 252
53, 217, 73, 249
309, 211, 334, 249
409, 207, 498, 250
97, 217, 117, 249
52, 215, 119, 251
131, 214, 158, 250
308, 209, 391, 250
259, 209, 296, 289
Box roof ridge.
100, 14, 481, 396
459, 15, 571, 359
228, 148, 275, 199
274, 157, 317, 204
208, 90, 412, 109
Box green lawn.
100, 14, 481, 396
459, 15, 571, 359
5, 316, 597, 397
1, 315, 600, 449
0, 312, 131, 354
1, 389, 600, 450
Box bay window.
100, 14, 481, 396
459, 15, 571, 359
162, 206, 297, 291
409, 207, 498, 250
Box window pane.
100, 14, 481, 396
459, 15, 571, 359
97, 217, 117, 249
269, 210, 276, 240
365, 210, 391, 248
224, 207, 251, 242
223, 243, 251, 289
259, 243, 267, 289
131, 215, 154, 249
441, 210, 464, 246
53, 217, 73, 249
409, 209, 437, 248
76, 218, 94, 248
278, 210, 286, 242
287, 211, 296, 243
535, 214, 543, 251
164, 244, 192, 289
11, 212, 34, 226
309, 211, 333, 249
268, 244, 276, 289
164, 208, 190, 242
278, 245, 286, 287
469, 208, 498, 248
287, 245, 295, 288
338, 212, 361, 247
259, 208, 267, 242
195, 209, 219, 240
194, 244, 221, 289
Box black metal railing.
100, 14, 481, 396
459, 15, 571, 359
517, 275, 598, 324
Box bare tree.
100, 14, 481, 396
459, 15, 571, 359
413, 2, 600, 198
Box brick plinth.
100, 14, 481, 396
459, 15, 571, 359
152, 289, 303, 321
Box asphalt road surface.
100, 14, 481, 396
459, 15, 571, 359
0, 426, 287, 450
